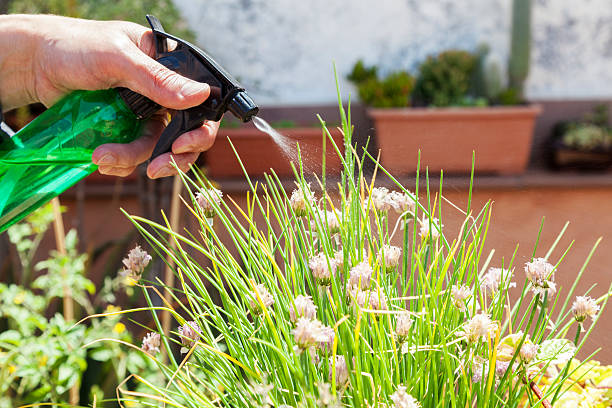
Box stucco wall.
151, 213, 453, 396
173, 0, 612, 104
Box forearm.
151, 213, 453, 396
0, 14, 41, 111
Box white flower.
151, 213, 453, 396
458, 313, 497, 343
451, 285, 472, 311
524, 258, 556, 297
419, 216, 442, 240
481, 267, 515, 298
249, 284, 275, 315
289, 295, 317, 323
520, 342, 539, 363
349, 261, 373, 289
369, 289, 389, 311
329, 355, 349, 387
333, 249, 345, 271
141, 332, 161, 354
317, 325, 335, 353
195, 187, 222, 218
379, 245, 401, 271
120, 245, 152, 281
495, 360, 510, 377
395, 312, 412, 342
309, 252, 336, 286
571, 295, 600, 323
353, 289, 370, 309
388, 190, 416, 215
390, 385, 420, 408
292, 317, 327, 352
290, 184, 314, 217
178, 321, 202, 353
370, 187, 393, 212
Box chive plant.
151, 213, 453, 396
117, 81, 611, 408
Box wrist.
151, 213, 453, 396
0, 14, 42, 110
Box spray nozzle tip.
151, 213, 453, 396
228, 91, 259, 122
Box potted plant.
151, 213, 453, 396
204, 119, 344, 178
547, 105, 612, 170
350, 0, 541, 175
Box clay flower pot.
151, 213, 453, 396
204, 126, 344, 178
369, 105, 541, 175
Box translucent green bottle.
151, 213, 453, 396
0, 89, 143, 232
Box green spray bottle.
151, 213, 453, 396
0, 15, 258, 233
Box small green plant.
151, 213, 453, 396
0, 205, 153, 406
558, 105, 612, 151
113, 77, 611, 408
347, 59, 414, 108
412, 50, 482, 107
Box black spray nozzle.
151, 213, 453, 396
119, 15, 259, 160
228, 91, 258, 122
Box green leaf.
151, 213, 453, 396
89, 348, 115, 362
538, 339, 576, 364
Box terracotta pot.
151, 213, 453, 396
204, 126, 345, 178
369, 105, 541, 175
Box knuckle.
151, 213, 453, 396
151, 65, 181, 92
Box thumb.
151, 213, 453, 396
119, 50, 210, 110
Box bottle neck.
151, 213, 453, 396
117, 88, 160, 120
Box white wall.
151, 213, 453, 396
173, 0, 612, 105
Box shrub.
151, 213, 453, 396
413, 50, 480, 107
347, 60, 414, 108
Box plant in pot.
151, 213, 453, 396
349, 0, 541, 175
203, 117, 345, 179
547, 105, 612, 170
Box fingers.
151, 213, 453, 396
172, 121, 219, 154
92, 114, 168, 168
115, 43, 210, 110
97, 165, 138, 177
147, 152, 199, 179
92, 115, 219, 179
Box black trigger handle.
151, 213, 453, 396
146, 15, 168, 56
150, 112, 206, 160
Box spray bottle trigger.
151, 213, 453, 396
145, 15, 168, 56
150, 112, 188, 160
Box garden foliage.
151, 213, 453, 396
0, 204, 153, 407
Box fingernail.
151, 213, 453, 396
151, 165, 174, 179
181, 81, 209, 98
98, 153, 116, 165
175, 144, 196, 154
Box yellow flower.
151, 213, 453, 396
8, 364, 16, 374
13, 291, 25, 305
38, 355, 48, 367
113, 323, 126, 334
105, 304, 121, 314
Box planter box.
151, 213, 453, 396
204, 126, 344, 178
369, 105, 541, 175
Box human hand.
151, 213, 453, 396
0, 14, 218, 178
